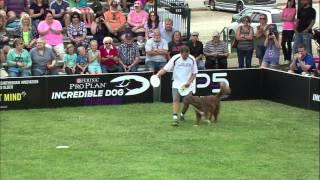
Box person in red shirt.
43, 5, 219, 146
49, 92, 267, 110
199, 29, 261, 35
99, 36, 122, 73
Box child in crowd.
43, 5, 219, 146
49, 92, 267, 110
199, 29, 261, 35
88, 40, 102, 74
75, 46, 89, 74
64, 44, 77, 74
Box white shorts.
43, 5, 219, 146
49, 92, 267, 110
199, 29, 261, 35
46, 43, 65, 60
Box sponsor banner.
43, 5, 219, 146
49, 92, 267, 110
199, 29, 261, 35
0, 77, 46, 110
46, 73, 154, 107
261, 69, 310, 109
309, 77, 320, 111
160, 69, 261, 102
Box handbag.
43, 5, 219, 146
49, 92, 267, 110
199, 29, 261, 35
231, 39, 238, 48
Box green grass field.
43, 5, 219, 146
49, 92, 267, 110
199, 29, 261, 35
0, 100, 319, 180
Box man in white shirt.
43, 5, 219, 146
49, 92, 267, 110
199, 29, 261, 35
156, 45, 198, 126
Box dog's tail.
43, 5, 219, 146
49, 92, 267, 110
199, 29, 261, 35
216, 82, 231, 98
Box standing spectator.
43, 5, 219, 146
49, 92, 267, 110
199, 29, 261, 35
104, 0, 126, 41
67, 12, 88, 48
261, 25, 281, 69
99, 36, 121, 73
6, 38, 32, 77
235, 16, 254, 68
281, 0, 296, 63
88, 40, 102, 74
168, 31, 184, 58
118, 33, 140, 72
30, 37, 58, 76
155, 46, 198, 126
29, 0, 49, 27
293, 0, 316, 55
50, 0, 71, 27
255, 14, 268, 66
144, 11, 161, 39
37, 10, 64, 60
127, 0, 148, 43
186, 32, 204, 70
4, 0, 29, 18
15, 13, 39, 51
0, 14, 9, 49
160, 18, 176, 43
289, 43, 316, 74
75, 46, 89, 74
90, 13, 108, 48
63, 43, 77, 74
145, 29, 168, 73
203, 31, 228, 69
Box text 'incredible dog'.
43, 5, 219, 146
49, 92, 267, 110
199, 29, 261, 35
181, 82, 231, 126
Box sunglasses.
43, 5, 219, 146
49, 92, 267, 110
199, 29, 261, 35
72, 16, 79, 19
260, 18, 266, 20
104, 42, 111, 44
192, 34, 198, 37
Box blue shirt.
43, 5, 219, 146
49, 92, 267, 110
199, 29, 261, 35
295, 53, 316, 74
76, 54, 88, 66
50, 0, 69, 14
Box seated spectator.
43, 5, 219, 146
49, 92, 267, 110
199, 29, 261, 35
104, 0, 126, 41
145, 29, 168, 73
38, 10, 64, 60
99, 36, 122, 73
6, 38, 32, 77
90, 13, 108, 48
168, 31, 184, 59
15, 13, 39, 51
50, 0, 71, 27
144, 0, 154, 12
30, 37, 58, 76
203, 31, 229, 69
127, 0, 148, 44
29, 0, 49, 27
88, 40, 102, 74
67, 12, 88, 48
68, 0, 94, 25
0, 14, 9, 49
260, 27, 281, 69
186, 32, 204, 70
0, 45, 10, 77
4, 0, 29, 18
6, 11, 20, 29
63, 43, 77, 74
289, 44, 316, 74
160, 18, 176, 43
75, 46, 89, 74
107, 0, 130, 12
144, 11, 161, 40
118, 33, 140, 72
90, 0, 103, 15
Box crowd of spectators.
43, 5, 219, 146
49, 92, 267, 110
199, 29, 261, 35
0, 0, 319, 78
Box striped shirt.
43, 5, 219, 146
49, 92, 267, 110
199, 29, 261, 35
118, 43, 140, 65
203, 40, 228, 55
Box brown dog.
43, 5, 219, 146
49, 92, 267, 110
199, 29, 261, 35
181, 82, 231, 126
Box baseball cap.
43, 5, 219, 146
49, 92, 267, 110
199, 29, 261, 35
134, 1, 142, 7
212, 30, 220, 37
191, 32, 199, 36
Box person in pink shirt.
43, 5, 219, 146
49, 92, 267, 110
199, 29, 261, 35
127, 0, 148, 43
281, 0, 296, 62
37, 10, 64, 60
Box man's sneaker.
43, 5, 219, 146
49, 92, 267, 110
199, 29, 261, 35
172, 115, 179, 126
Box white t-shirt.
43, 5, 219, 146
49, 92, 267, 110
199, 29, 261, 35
163, 54, 198, 89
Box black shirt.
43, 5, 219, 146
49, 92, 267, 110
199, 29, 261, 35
186, 40, 203, 58
30, 3, 49, 21
297, 6, 316, 33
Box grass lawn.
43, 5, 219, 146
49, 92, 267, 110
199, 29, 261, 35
0, 100, 319, 180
